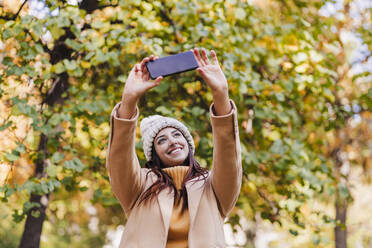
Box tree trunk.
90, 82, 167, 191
18, 194, 49, 248
17, 0, 98, 246
19, 133, 49, 248
335, 191, 348, 248
333, 146, 348, 248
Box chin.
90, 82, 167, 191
166, 158, 188, 167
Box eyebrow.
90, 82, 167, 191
155, 130, 180, 141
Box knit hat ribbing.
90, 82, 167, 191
140, 115, 195, 161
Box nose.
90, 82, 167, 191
168, 136, 178, 146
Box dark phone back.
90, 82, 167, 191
145, 51, 198, 79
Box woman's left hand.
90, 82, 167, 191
192, 48, 228, 94
192, 48, 231, 116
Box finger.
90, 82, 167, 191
130, 64, 137, 72
147, 76, 163, 90
191, 49, 199, 66
194, 48, 205, 66
196, 67, 206, 77
142, 70, 149, 81
134, 63, 140, 72
143, 64, 148, 75
153, 76, 163, 84
211, 50, 219, 65
201, 48, 211, 65
193, 48, 205, 67
140, 57, 151, 71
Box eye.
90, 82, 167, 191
173, 132, 182, 138
157, 138, 166, 144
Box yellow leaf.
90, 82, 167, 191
282, 61, 293, 71
295, 63, 310, 73
269, 130, 281, 141
81, 61, 91, 69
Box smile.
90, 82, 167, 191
168, 147, 183, 154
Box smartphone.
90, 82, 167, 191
145, 51, 198, 80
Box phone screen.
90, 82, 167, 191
145, 51, 198, 79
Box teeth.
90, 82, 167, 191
170, 148, 181, 154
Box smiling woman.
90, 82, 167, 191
106, 48, 242, 248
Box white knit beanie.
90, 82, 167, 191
140, 115, 195, 161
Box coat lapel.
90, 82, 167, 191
158, 188, 174, 232
186, 173, 209, 226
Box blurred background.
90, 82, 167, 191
0, 0, 371, 247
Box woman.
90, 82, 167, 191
106, 48, 242, 247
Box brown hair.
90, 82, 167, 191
136, 145, 208, 212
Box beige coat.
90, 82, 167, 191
106, 100, 242, 248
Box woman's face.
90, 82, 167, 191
154, 127, 189, 167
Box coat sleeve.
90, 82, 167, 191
210, 99, 242, 218
106, 102, 145, 216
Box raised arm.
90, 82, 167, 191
193, 48, 242, 217
106, 55, 163, 215
209, 100, 242, 218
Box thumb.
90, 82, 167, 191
146, 76, 163, 90
197, 68, 205, 76
154, 76, 163, 84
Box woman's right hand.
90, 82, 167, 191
118, 55, 162, 119
122, 55, 163, 103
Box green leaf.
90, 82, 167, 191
153, 82, 169, 93
2, 56, 13, 66
275, 93, 285, 102
191, 106, 205, 117
63, 59, 78, 71
12, 210, 25, 223
92, 20, 105, 29
31, 210, 40, 218
155, 106, 173, 115
24, 201, 41, 212
79, 186, 89, 192
52, 152, 64, 163
0, 120, 13, 131
46, 164, 60, 177
338, 184, 349, 199
312, 234, 320, 245
21, 15, 33, 24
31, 22, 43, 37
54, 62, 65, 74
64, 158, 85, 172
270, 139, 285, 155
2, 29, 12, 39
5, 152, 19, 162
289, 229, 298, 236
65, 39, 82, 50
235, 8, 247, 20
49, 25, 65, 39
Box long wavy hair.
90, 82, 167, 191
136, 143, 209, 212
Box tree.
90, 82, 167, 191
0, 0, 371, 247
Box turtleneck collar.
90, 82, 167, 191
163, 166, 189, 190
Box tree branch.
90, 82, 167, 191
0, 0, 29, 20
256, 187, 280, 219
14, 0, 29, 19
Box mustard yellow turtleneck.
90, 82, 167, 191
163, 166, 190, 248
